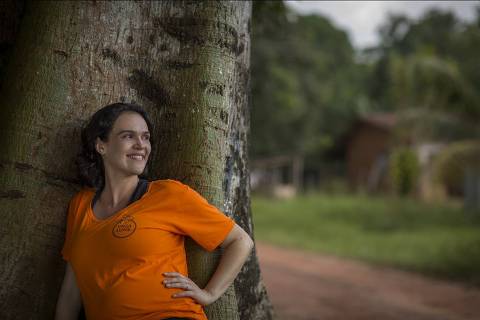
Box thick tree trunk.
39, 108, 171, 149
0, 1, 273, 319
0, 0, 25, 91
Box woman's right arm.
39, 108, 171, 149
55, 262, 82, 320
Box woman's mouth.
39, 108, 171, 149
127, 154, 145, 161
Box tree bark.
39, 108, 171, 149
0, 0, 25, 91
0, 1, 273, 319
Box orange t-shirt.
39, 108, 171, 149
61, 179, 235, 320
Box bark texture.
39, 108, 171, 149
0, 1, 273, 319
0, 0, 25, 91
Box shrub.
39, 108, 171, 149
390, 147, 420, 195
433, 140, 480, 196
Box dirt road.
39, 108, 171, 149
256, 242, 480, 320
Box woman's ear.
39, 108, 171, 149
95, 137, 105, 155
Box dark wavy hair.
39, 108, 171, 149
76, 102, 154, 189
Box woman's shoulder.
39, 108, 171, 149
144, 179, 186, 203
149, 179, 208, 202
71, 184, 96, 201
78, 186, 95, 197
149, 178, 189, 191
66, 186, 94, 214
148, 179, 203, 200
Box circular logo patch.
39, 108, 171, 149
112, 215, 136, 238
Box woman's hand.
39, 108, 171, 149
163, 272, 216, 306
162, 225, 253, 307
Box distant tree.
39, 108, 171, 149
250, 1, 367, 166
369, 8, 480, 123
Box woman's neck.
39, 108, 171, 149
99, 174, 139, 209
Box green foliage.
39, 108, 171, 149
251, 2, 368, 162
369, 8, 480, 123
389, 147, 420, 195
252, 193, 480, 285
433, 141, 480, 196
250, 2, 480, 167
392, 108, 479, 145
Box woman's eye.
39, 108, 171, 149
122, 134, 149, 140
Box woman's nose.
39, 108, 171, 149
134, 136, 145, 147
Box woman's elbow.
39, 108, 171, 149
239, 229, 254, 254
244, 233, 254, 252
221, 224, 254, 254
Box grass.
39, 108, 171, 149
251, 192, 480, 285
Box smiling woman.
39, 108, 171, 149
54, 102, 253, 320
75, 103, 155, 192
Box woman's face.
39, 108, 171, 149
96, 111, 151, 178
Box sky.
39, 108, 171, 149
285, 1, 479, 49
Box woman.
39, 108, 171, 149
55, 102, 254, 320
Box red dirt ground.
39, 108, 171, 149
256, 242, 480, 320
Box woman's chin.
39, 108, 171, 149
126, 165, 146, 176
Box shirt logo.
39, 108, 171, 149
112, 215, 136, 238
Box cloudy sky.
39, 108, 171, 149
285, 1, 479, 49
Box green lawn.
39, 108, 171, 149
252, 192, 480, 285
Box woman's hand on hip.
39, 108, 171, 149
163, 272, 216, 306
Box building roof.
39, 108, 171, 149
359, 113, 397, 130
327, 112, 398, 160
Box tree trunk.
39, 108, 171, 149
0, 1, 273, 319
0, 0, 25, 91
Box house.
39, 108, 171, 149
345, 112, 446, 198
346, 113, 396, 192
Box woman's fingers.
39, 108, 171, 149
163, 272, 187, 284
163, 272, 185, 278
163, 277, 187, 283
172, 290, 195, 298
163, 273, 198, 291
162, 272, 210, 304
165, 281, 191, 289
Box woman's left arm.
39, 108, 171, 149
163, 223, 254, 305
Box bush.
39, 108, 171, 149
390, 147, 420, 195
433, 140, 480, 196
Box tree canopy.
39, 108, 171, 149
250, 2, 480, 165
250, 1, 369, 166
